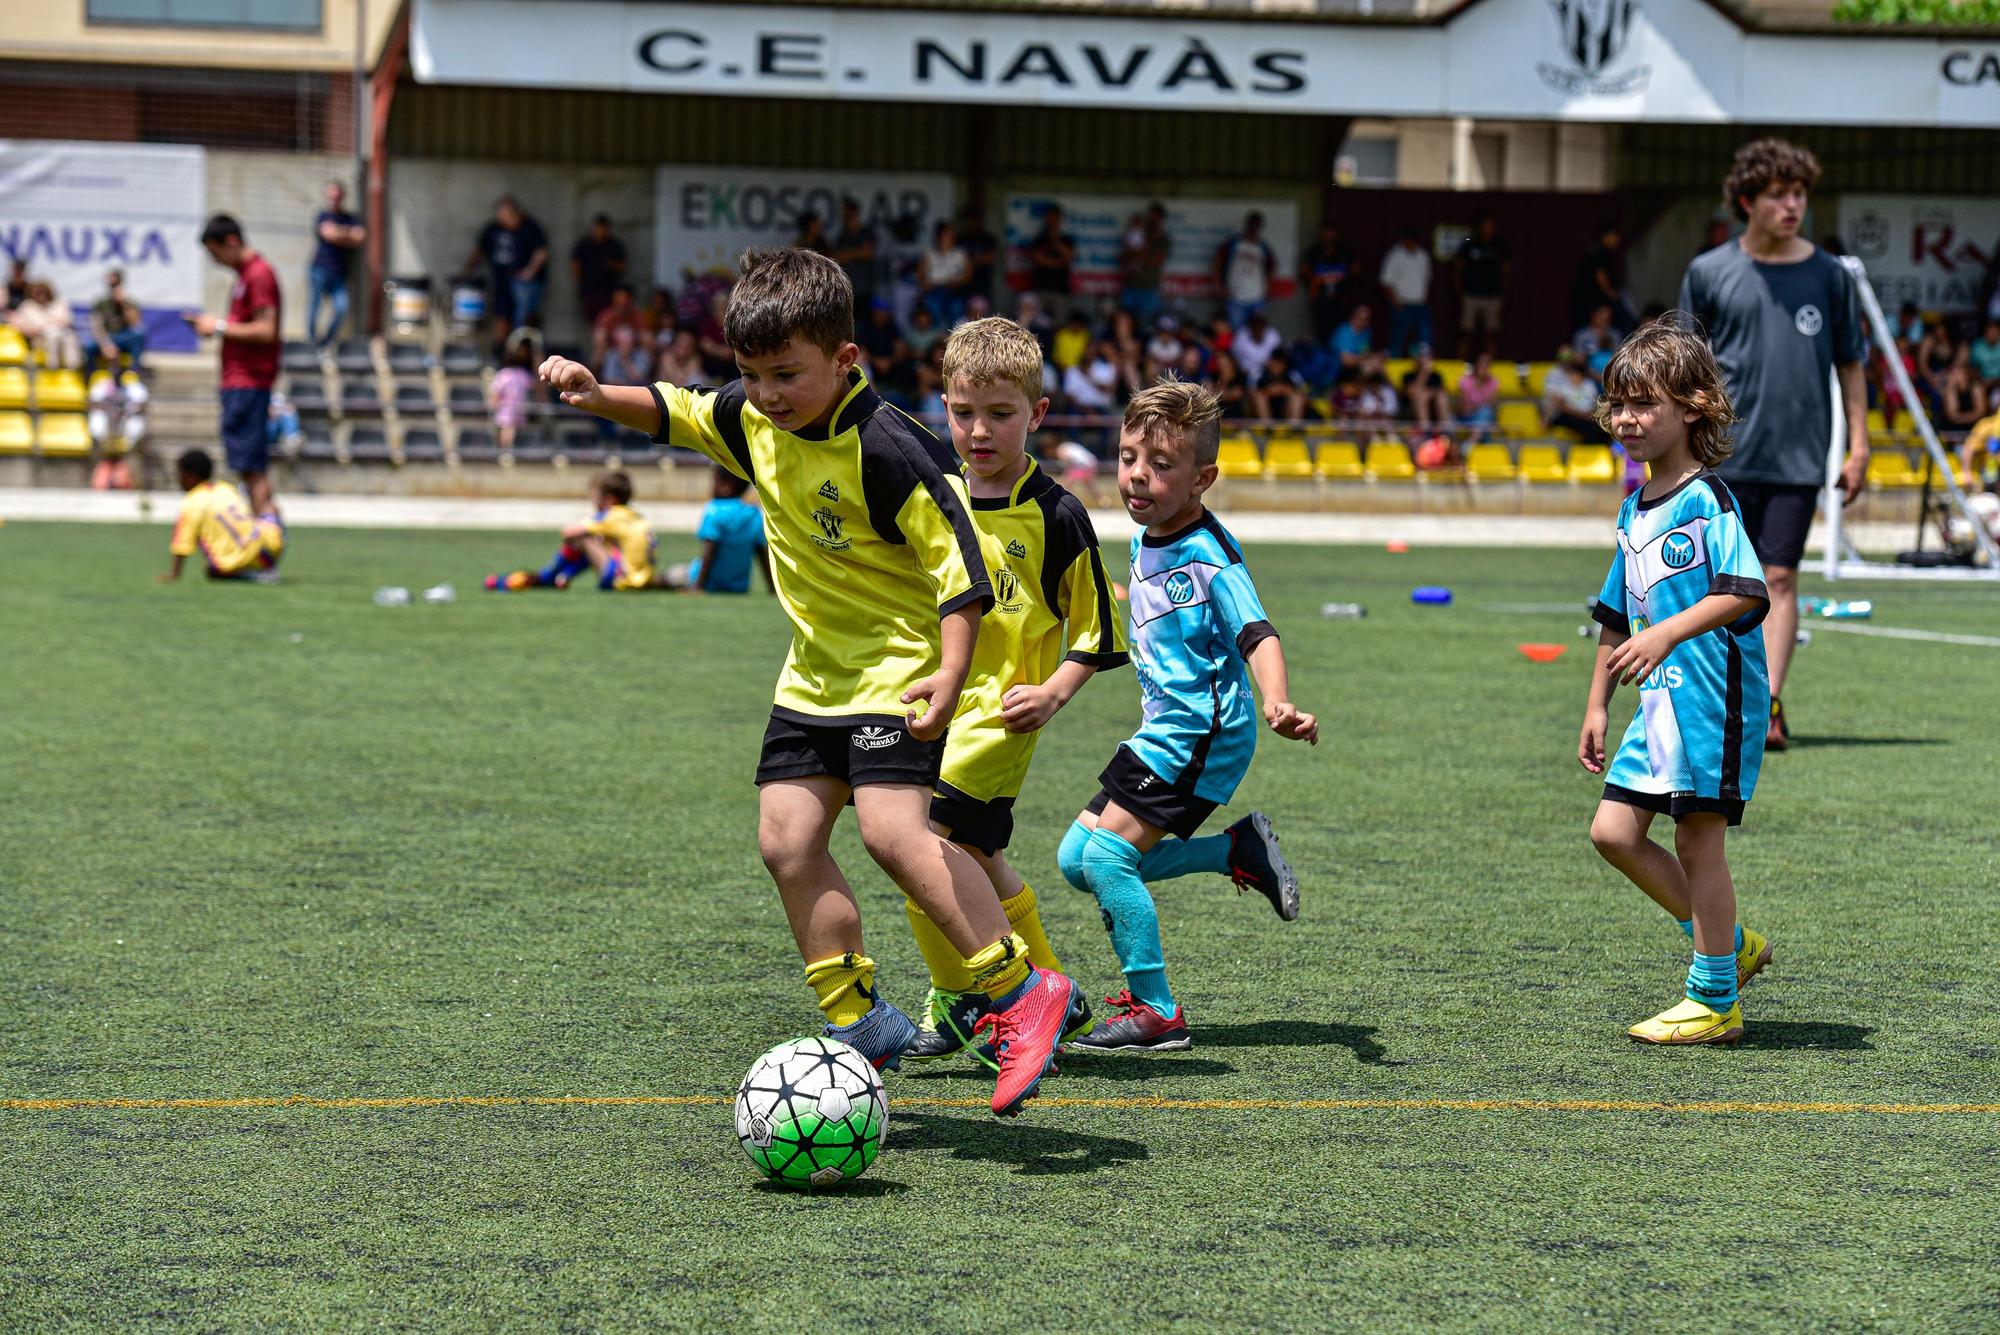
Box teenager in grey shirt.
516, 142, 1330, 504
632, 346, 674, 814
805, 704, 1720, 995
1679, 138, 1870, 752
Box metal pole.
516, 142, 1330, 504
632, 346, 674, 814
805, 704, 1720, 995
352, 0, 369, 334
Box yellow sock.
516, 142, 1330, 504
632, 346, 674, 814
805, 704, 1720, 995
804, 952, 876, 1029
966, 932, 1033, 1001
1001, 882, 1063, 975
903, 897, 979, 993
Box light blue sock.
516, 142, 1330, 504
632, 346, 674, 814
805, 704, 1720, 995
1678, 920, 1745, 952
1139, 833, 1231, 882
1079, 828, 1175, 1016
1685, 950, 1738, 1012
1056, 820, 1093, 893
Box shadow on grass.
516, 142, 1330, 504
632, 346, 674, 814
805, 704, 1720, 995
1737, 1021, 1874, 1051
1197, 1020, 1407, 1066
891, 1110, 1150, 1175
750, 1176, 913, 1198
1783, 735, 1946, 750
904, 1055, 1239, 1083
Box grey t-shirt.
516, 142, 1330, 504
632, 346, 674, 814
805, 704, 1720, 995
1678, 242, 1866, 486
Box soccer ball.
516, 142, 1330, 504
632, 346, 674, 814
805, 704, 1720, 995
734, 1037, 888, 1191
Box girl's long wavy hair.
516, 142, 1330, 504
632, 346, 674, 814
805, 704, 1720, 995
1594, 314, 1737, 468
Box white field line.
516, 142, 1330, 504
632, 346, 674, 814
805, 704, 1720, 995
1805, 621, 2000, 649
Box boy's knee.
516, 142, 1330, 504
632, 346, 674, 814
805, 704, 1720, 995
1056, 822, 1093, 894
1589, 814, 1637, 859
1079, 829, 1140, 895
759, 818, 815, 882
855, 812, 918, 876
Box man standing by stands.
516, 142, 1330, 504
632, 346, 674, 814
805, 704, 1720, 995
461, 196, 549, 352
1679, 138, 1869, 751
1455, 214, 1509, 356
569, 214, 626, 329
1215, 211, 1275, 330
1380, 227, 1434, 358
306, 181, 364, 350
187, 214, 283, 522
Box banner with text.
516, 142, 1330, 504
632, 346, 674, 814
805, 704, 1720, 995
654, 165, 956, 280
0, 140, 207, 311
1003, 195, 1297, 302
1839, 195, 2000, 316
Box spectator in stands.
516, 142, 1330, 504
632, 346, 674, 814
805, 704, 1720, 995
1108, 309, 1145, 400
859, 299, 918, 409
1400, 346, 1452, 433
1013, 291, 1055, 354
1206, 314, 1236, 359
832, 198, 878, 315
569, 214, 627, 328
1215, 211, 1276, 329
4, 257, 25, 311
884, 212, 925, 331
957, 207, 998, 307
1144, 315, 1184, 383
905, 303, 945, 360
655, 327, 702, 390
1971, 318, 2000, 391
593, 323, 650, 440
1202, 350, 1249, 419
1455, 214, 1509, 356
1301, 222, 1354, 343
1570, 222, 1633, 329
1052, 308, 1092, 372
590, 284, 642, 363
1880, 337, 1918, 427
1939, 346, 1986, 430
84, 269, 146, 376
1454, 351, 1500, 440
1027, 204, 1076, 312
1917, 318, 1956, 409
696, 289, 733, 379
188, 214, 282, 520
794, 211, 833, 257
306, 181, 364, 350
1895, 300, 1924, 347
1331, 304, 1374, 380
1041, 436, 1101, 491
1249, 347, 1307, 423
489, 343, 534, 455
1063, 339, 1121, 414
1176, 342, 1208, 384
642, 286, 678, 355
1572, 302, 1623, 375
918, 220, 971, 328
1233, 310, 1283, 386
1540, 346, 1608, 442
1379, 227, 1434, 358
1119, 202, 1171, 325
9, 280, 82, 370
1350, 357, 1399, 435
462, 196, 550, 352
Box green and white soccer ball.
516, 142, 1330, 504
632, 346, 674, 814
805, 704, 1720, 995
734, 1037, 888, 1191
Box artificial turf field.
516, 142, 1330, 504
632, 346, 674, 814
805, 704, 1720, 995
3, 517, 1998, 1331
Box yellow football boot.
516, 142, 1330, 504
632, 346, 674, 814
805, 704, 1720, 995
1737, 926, 1772, 987
1628, 997, 1744, 1046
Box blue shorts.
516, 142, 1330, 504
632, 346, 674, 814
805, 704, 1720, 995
597, 554, 624, 590
220, 389, 272, 475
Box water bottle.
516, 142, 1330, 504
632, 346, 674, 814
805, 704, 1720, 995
373, 586, 411, 607
423, 583, 456, 605
1320, 602, 1366, 620
1799, 595, 1871, 620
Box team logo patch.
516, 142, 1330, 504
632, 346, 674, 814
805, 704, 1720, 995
994, 566, 1024, 613
852, 726, 899, 751
1794, 305, 1824, 337
1537, 0, 1651, 95
810, 506, 851, 552
1164, 571, 1196, 605
1005, 539, 1029, 559
1661, 532, 1696, 569
818, 479, 840, 501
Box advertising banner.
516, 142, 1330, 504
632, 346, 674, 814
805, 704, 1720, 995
1002, 195, 1297, 301
0, 140, 207, 310
655, 165, 955, 279
1839, 195, 2000, 316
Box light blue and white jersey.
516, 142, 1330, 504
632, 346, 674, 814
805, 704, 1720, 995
1592, 471, 1771, 814
1123, 509, 1275, 805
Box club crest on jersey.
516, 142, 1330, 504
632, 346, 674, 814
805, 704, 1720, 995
1661, 532, 1696, 569
994, 565, 1025, 613
811, 505, 851, 552
1164, 571, 1196, 605
1005, 539, 1028, 559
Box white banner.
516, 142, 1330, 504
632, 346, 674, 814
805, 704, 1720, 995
1002, 195, 1297, 301
1839, 195, 2000, 316
655, 165, 955, 279
0, 140, 206, 309
413, 0, 2000, 128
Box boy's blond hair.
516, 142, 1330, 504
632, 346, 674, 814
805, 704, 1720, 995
941, 317, 1044, 403
1595, 314, 1737, 467
1123, 377, 1224, 467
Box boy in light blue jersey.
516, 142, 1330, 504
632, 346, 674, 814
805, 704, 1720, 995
1056, 380, 1320, 1053
1580, 317, 1777, 1047
669, 467, 770, 594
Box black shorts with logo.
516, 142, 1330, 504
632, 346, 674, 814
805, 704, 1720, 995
755, 710, 946, 790
1084, 744, 1220, 841
1730, 481, 1820, 570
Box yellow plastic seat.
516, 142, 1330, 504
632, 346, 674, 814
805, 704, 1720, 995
1315, 439, 1365, 480
1383, 358, 1416, 387
1366, 440, 1416, 481
0, 327, 27, 366
36, 412, 92, 456
1525, 361, 1557, 397
1567, 445, 1617, 483
1490, 362, 1525, 396
1866, 450, 1921, 488
1497, 400, 1542, 439
35, 369, 87, 413
1217, 434, 1262, 478
1432, 359, 1467, 391
1264, 434, 1314, 478
1865, 408, 1889, 434
1518, 444, 1569, 483
1466, 443, 1517, 480
0, 410, 33, 454
0, 366, 29, 410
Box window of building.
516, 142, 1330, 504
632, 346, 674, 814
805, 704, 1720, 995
87, 0, 322, 32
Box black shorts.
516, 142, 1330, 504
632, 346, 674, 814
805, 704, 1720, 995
219, 388, 272, 476
754, 710, 945, 790
1085, 744, 1219, 841
930, 782, 1014, 856
1731, 482, 1819, 570
1603, 783, 1745, 827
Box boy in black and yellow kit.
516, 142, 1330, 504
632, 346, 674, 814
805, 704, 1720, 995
537, 249, 1077, 1118
901, 318, 1127, 1064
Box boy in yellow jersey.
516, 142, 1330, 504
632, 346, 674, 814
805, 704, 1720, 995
157, 448, 283, 584
900, 318, 1127, 1065
537, 248, 1077, 1118
484, 470, 659, 591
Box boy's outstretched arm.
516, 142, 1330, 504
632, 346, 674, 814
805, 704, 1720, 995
1246, 636, 1318, 745
1579, 624, 1627, 774
903, 604, 981, 741
1000, 659, 1096, 733
540, 356, 661, 436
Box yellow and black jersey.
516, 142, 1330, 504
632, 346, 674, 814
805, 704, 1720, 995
584, 503, 657, 590
939, 458, 1128, 804
649, 369, 992, 721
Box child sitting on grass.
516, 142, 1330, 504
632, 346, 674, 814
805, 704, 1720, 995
484, 469, 659, 592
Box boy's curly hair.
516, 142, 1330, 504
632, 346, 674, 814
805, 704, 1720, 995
1123, 377, 1224, 467
1723, 138, 1821, 222
724, 248, 854, 358
1594, 314, 1737, 468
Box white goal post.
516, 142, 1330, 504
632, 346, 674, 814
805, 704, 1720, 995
1820, 255, 2000, 582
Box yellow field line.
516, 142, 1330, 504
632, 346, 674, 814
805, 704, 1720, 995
4, 1093, 1998, 1116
